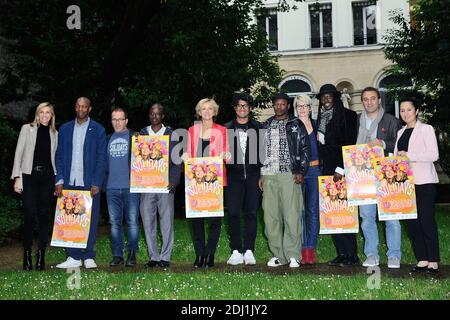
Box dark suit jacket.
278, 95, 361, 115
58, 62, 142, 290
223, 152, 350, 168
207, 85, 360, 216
318, 106, 358, 175
55, 118, 107, 188
224, 118, 262, 178
357, 112, 402, 155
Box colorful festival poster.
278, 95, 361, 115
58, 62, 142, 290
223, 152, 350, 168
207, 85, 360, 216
319, 176, 359, 234
373, 156, 417, 221
130, 135, 170, 193
51, 190, 92, 248
185, 157, 224, 218
342, 144, 384, 206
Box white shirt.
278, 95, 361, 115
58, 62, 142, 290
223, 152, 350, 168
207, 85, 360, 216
146, 124, 166, 136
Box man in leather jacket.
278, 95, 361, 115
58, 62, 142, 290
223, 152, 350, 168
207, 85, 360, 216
258, 92, 311, 268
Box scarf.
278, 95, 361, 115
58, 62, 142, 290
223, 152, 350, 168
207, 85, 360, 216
318, 106, 333, 135
357, 107, 384, 144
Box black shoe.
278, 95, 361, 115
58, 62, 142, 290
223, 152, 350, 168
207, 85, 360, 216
125, 250, 137, 267
327, 255, 346, 266
205, 254, 215, 268
145, 260, 160, 268
35, 249, 45, 271
23, 250, 32, 271
340, 255, 360, 267
159, 260, 170, 268
410, 265, 428, 273
193, 255, 205, 268
426, 267, 439, 274
110, 256, 124, 267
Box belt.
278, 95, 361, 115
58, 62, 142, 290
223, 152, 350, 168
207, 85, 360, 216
309, 160, 320, 167
32, 165, 53, 172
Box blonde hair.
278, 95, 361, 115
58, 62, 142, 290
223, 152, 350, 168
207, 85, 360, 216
31, 102, 56, 132
294, 95, 312, 118
195, 98, 219, 119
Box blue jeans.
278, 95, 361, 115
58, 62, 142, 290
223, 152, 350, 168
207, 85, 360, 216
106, 188, 140, 257
359, 204, 401, 260
301, 166, 321, 249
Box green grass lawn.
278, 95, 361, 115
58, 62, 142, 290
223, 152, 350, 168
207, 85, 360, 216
0, 205, 449, 300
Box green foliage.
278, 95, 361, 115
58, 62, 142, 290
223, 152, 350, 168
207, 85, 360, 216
118, 0, 282, 129
0, 116, 21, 244
0, 195, 22, 245
1, 207, 449, 299
0, 0, 284, 130
0, 0, 127, 124
0, 115, 18, 191
383, 0, 450, 177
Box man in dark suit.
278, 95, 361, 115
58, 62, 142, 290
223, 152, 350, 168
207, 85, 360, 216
356, 87, 402, 269
55, 97, 106, 269
316, 84, 359, 267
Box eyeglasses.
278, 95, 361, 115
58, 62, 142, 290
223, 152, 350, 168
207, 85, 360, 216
236, 104, 250, 109
112, 118, 126, 122
296, 104, 310, 109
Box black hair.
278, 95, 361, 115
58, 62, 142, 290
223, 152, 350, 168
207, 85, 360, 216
399, 97, 421, 110
232, 92, 254, 108
361, 86, 381, 100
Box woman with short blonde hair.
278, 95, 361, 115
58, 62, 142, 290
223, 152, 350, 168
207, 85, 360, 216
186, 97, 229, 268
295, 94, 321, 265
195, 98, 220, 119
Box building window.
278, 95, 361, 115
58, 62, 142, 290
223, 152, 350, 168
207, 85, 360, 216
279, 76, 313, 117
378, 74, 414, 118
309, 3, 333, 48
280, 79, 312, 94
257, 10, 278, 51
352, 1, 377, 45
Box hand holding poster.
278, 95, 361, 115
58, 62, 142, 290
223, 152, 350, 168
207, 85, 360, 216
51, 190, 92, 248
130, 135, 170, 193
185, 157, 224, 218
373, 156, 417, 220
319, 176, 359, 234
342, 144, 384, 205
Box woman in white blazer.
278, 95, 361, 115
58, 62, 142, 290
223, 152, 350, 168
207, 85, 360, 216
394, 98, 440, 273
11, 102, 58, 271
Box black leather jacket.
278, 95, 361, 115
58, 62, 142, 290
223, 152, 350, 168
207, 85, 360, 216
262, 115, 311, 176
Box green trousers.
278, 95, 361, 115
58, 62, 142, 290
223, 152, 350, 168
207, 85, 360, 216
262, 172, 303, 264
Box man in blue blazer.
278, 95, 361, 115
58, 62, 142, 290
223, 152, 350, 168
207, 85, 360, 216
55, 97, 106, 269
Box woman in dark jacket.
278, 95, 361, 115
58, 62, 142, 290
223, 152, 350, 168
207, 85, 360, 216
294, 95, 321, 264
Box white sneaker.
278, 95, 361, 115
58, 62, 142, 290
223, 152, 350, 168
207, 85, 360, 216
55, 257, 82, 269
362, 255, 380, 267
84, 259, 97, 269
387, 256, 401, 269
243, 250, 256, 265
289, 257, 300, 268
267, 257, 284, 267
227, 250, 244, 265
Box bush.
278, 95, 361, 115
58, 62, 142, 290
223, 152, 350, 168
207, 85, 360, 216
0, 115, 22, 244
0, 194, 22, 245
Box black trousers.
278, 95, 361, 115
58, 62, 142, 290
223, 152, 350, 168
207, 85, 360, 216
192, 217, 222, 256
225, 174, 261, 252
406, 184, 440, 262
22, 171, 54, 250
332, 234, 357, 257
